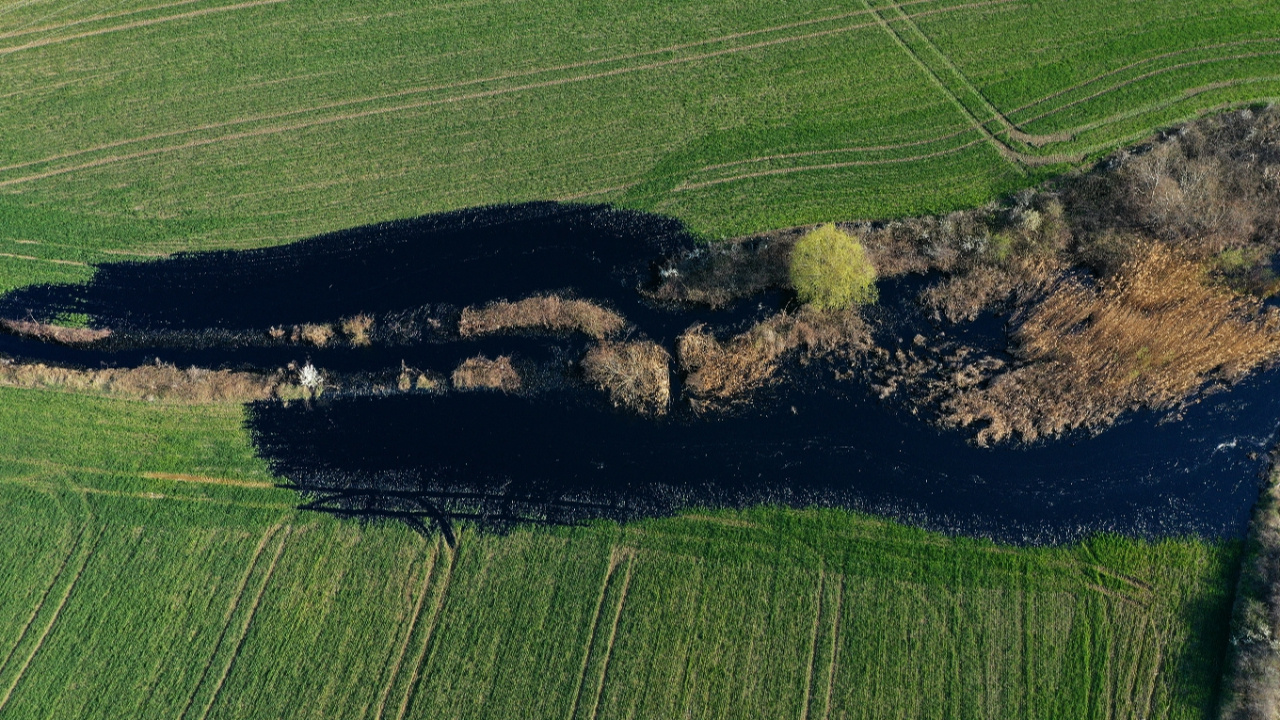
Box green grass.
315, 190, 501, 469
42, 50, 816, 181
0, 0, 1276, 291
0, 385, 1244, 718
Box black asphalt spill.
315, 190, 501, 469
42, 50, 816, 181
2, 202, 1275, 543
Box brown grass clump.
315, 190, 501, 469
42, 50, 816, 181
459, 295, 626, 339
942, 244, 1280, 444
581, 341, 670, 415
0, 359, 295, 403
451, 355, 520, 392
0, 319, 110, 345
341, 314, 374, 346
678, 306, 869, 408
293, 323, 334, 347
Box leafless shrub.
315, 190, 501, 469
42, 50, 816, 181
341, 314, 374, 346
267, 326, 286, 340
293, 323, 334, 347
0, 360, 298, 403
581, 340, 670, 415
647, 232, 799, 308
458, 295, 626, 339
678, 306, 870, 409
941, 244, 1280, 445
0, 319, 110, 345
451, 355, 520, 392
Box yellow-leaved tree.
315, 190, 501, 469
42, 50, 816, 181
789, 223, 877, 310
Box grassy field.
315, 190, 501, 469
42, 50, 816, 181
0, 0, 1278, 291
0, 384, 1243, 718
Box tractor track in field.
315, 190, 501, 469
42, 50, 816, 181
820, 575, 845, 720
0, 0, 289, 57
176, 520, 287, 720
394, 539, 459, 720
0, 0, 1024, 187
0, 523, 101, 713
567, 547, 632, 720
371, 539, 441, 720
0, 0, 208, 41
584, 551, 635, 720
192, 524, 292, 720
799, 569, 826, 720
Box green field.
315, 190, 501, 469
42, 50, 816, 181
0, 0, 1278, 291
0, 385, 1242, 718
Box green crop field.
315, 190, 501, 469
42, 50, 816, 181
0, 387, 1241, 719
0, 0, 1278, 292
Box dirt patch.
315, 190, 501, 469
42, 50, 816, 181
451, 355, 520, 392
581, 340, 670, 415
0, 319, 109, 345
459, 294, 626, 339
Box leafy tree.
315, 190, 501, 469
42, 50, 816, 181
789, 223, 877, 309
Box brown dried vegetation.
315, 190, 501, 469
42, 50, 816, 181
581, 340, 671, 415
0, 319, 110, 345
0, 358, 298, 403
293, 323, 334, 347
451, 355, 521, 392
941, 244, 1280, 445
678, 307, 870, 409
648, 231, 799, 308
459, 295, 626, 339
341, 314, 374, 346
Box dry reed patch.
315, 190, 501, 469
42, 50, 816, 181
458, 295, 626, 339
292, 323, 334, 347
0, 359, 294, 403
678, 306, 869, 408
341, 314, 374, 346
451, 355, 520, 392
647, 233, 798, 308
581, 340, 670, 415
942, 244, 1280, 445
0, 319, 110, 345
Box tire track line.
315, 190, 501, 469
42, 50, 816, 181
820, 575, 845, 720
857, 0, 1023, 169
799, 569, 825, 720
584, 552, 635, 720
0, 491, 82, 682
673, 139, 985, 191
884, 0, 1069, 147
698, 126, 976, 173
1009, 38, 1280, 117
0, 0, 1023, 183
0, 0, 207, 41
1020, 50, 1280, 127
194, 524, 292, 720
566, 547, 627, 720
0, 0, 288, 57
0, 524, 101, 713
371, 538, 441, 720
394, 540, 459, 720
177, 520, 287, 720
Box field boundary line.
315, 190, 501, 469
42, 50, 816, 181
371, 538, 441, 720
698, 126, 976, 173
0, 0, 289, 57
584, 551, 636, 720
0, 0, 1025, 187
0, 488, 83, 684
0, 523, 101, 713
193, 524, 292, 720
567, 546, 629, 720
177, 519, 287, 720
394, 539, 460, 720
0, 0, 208, 42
